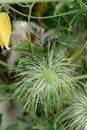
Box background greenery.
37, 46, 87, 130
0, 0, 87, 130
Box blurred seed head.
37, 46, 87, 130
55, 86, 87, 130
10, 20, 44, 46
7, 21, 44, 70
10, 21, 28, 46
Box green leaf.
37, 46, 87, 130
0, 60, 8, 67
58, 34, 79, 45
24, 127, 33, 130
40, 125, 54, 130
13, 43, 44, 55
0, 113, 2, 126
5, 123, 19, 130
43, 3, 58, 28
0, 60, 8, 72
56, 126, 66, 130
55, 26, 68, 32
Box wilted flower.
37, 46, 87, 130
7, 21, 43, 69
0, 12, 11, 50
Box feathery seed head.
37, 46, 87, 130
12, 52, 77, 116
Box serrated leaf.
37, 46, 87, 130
0, 113, 2, 126
5, 123, 19, 130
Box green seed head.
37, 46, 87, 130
12, 52, 77, 116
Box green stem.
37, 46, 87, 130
30, 9, 80, 19
74, 74, 87, 80
2, 4, 80, 20
71, 41, 87, 63
69, 11, 81, 31
17, 3, 30, 8
0, 96, 12, 103
0, 60, 8, 67
4, 4, 28, 17
27, 2, 35, 53
0, 0, 75, 4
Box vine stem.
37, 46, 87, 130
0, 0, 75, 4
70, 41, 87, 63
2, 4, 80, 19
27, 2, 35, 53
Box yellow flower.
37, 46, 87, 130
0, 12, 11, 50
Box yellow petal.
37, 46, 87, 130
0, 12, 11, 50
0, 37, 4, 50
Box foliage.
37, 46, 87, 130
5, 123, 20, 130
0, 1, 87, 130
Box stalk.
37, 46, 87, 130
0, 0, 75, 4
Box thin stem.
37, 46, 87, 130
27, 2, 35, 53
0, 0, 76, 4
0, 95, 12, 103
69, 11, 81, 31
17, 3, 30, 8
0, 60, 8, 67
70, 41, 87, 63
74, 74, 87, 80
4, 4, 28, 17
1, 4, 80, 20
30, 9, 80, 19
